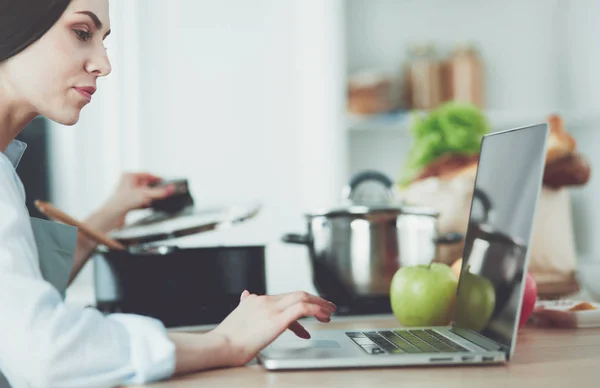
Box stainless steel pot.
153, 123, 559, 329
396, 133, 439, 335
283, 204, 463, 301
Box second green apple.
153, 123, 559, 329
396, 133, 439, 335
453, 265, 496, 332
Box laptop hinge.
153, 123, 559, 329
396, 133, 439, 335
450, 328, 508, 354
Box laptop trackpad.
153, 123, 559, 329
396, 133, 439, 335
270, 340, 341, 351
265, 339, 345, 360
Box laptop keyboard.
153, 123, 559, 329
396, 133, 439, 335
346, 329, 469, 355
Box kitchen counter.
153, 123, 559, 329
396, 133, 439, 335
130, 315, 600, 387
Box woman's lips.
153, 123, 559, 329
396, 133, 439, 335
74, 86, 96, 102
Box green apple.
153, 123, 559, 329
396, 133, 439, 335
453, 265, 496, 332
390, 263, 458, 327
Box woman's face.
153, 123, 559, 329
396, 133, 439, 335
0, 0, 112, 125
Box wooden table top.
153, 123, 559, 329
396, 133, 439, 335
133, 315, 600, 387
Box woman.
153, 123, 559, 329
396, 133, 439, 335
0, 0, 335, 387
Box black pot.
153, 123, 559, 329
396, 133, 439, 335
94, 244, 266, 328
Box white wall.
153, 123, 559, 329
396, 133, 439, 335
561, 0, 600, 112
561, 0, 600, 257
134, 0, 348, 294
52, 0, 347, 298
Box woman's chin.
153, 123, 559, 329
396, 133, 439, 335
46, 109, 81, 126
59, 115, 80, 126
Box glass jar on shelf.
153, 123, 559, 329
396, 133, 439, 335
444, 42, 485, 108
403, 43, 444, 111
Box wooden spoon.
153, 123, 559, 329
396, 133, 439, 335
34, 200, 126, 251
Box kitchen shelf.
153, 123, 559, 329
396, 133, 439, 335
348, 110, 600, 134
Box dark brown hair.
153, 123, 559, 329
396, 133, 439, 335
0, 0, 71, 62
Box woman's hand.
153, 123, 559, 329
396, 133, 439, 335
101, 172, 175, 229
210, 291, 336, 366
69, 172, 175, 284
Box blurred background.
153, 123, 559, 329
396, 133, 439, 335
16, 0, 600, 309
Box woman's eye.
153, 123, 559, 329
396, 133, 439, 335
73, 29, 92, 42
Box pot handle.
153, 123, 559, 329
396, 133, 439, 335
434, 232, 464, 245
282, 234, 311, 245
127, 244, 179, 255
342, 170, 395, 204
347, 170, 393, 191
473, 188, 493, 224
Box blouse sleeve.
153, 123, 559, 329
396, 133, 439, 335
0, 155, 176, 387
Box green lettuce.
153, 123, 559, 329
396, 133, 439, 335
400, 102, 490, 186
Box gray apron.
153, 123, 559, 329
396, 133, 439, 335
30, 217, 78, 299
0, 218, 77, 387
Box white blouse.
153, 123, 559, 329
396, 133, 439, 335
0, 140, 176, 387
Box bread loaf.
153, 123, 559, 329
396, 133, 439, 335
545, 114, 576, 164
544, 153, 591, 189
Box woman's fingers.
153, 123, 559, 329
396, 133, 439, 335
276, 292, 336, 313
288, 321, 311, 339
134, 172, 163, 184
144, 185, 175, 200
280, 302, 332, 328
234, 291, 332, 342
314, 314, 332, 323
240, 290, 251, 303
275, 292, 335, 327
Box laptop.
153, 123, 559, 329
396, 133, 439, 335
259, 122, 549, 369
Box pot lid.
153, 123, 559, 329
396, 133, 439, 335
342, 170, 395, 206
306, 204, 439, 218
109, 202, 261, 246
317, 170, 440, 218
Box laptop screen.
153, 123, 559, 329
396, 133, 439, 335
452, 123, 548, 353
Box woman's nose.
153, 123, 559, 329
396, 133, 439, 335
86, 47, 112, 77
